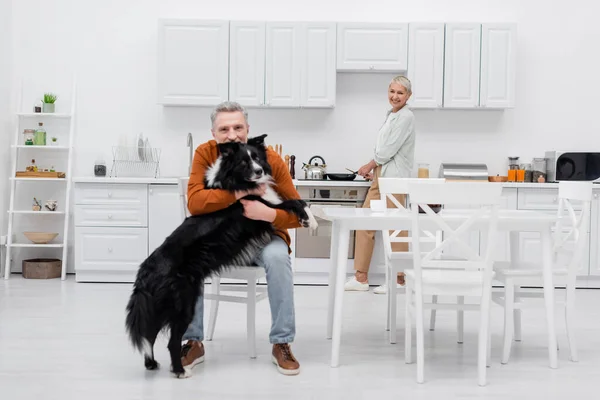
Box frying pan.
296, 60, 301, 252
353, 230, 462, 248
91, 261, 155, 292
325, 173, 357, 181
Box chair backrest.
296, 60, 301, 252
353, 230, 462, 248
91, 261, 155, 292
554, 181, 593, 273
377, 178, 445, 256
407, 181, 502, 286
178, 177, 191, 220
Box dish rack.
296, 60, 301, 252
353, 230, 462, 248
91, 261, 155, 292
110, 145, 161, 178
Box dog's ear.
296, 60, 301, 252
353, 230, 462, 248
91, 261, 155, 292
217, 142, 240, 157
247, 134, 267, 148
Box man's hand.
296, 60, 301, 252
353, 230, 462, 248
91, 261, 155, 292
235, 183, 267, 200
364, 172, 374, 181
240, 199, 276, 222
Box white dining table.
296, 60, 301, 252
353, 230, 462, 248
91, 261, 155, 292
319, 207, 559, 369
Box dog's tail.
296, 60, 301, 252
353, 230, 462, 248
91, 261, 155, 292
125, 289, 155, 355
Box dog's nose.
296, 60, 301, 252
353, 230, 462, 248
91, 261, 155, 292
254, 167, 263, 175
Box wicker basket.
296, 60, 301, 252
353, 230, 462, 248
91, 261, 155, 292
22, 258, 62, 279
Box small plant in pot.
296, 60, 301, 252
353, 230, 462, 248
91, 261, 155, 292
51, 137, 58, 146
42, 93, 57, 113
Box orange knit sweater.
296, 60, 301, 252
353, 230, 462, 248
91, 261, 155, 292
187, 140, 302, 250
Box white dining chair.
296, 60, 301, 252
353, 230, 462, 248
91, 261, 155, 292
178, 177, 268, 359
404, 180, 502, 386
377, 177, 444, 344
492, 181, 593, 365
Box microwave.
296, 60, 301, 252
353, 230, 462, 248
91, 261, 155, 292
545, 151, 600, 182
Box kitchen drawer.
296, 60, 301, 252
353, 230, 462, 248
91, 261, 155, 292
518, 188, 583, 211
75, 204, 148, 227
74, 227, 148, 275
75, 183, 147, 206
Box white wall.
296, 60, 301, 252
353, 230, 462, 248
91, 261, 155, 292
0, 0, 12, 243
8, 0, 600, 181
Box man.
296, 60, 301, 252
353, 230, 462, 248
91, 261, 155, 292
181, 101, 302, 376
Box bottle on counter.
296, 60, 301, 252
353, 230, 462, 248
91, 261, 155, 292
532, 158, 547, 182
417, 163, 430, 178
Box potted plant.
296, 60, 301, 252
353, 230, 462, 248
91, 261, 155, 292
51, 137, 58, 146
42, 93, 57, 113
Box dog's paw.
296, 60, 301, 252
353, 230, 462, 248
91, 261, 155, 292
144, 358, 160, 370
302, 206, 319, 230
173, 369, 192, 379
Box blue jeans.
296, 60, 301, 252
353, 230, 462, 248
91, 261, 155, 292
183, 235, 295, 344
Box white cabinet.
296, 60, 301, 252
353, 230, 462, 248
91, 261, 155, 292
480, 23, 517, 108
266, 22, 302, 107
148, 184, 182, 255
229, 21, 266, 106
301, 22, 336, 108
74, 182, 181, 283
407, 23, 445, 109
157, 19, 229, 106
230, 21, 335, 108
590, 190, 600, 276
443, 23, 482, 108
337, 23, 408, 71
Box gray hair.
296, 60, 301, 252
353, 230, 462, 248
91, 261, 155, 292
390, 75, 412, 93
210, 101, 249, 128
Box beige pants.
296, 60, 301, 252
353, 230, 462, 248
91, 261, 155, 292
354, 166, 408, 273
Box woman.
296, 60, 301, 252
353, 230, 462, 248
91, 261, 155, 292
344, 75, 416, 294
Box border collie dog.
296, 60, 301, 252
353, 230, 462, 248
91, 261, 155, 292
125, 134, 317, 378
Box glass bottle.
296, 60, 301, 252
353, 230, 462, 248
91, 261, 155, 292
34, 122, 46, 145
532, 158, 547, 182
417, 163, 430, 178
23, 129, 35, 145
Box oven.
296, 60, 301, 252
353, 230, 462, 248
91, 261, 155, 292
295, 185, 369, 259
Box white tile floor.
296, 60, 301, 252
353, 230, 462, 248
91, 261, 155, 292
1, 276, 599, 399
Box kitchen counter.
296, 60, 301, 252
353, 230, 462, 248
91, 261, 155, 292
72, 176, 181, 184
293, 179, 372, 187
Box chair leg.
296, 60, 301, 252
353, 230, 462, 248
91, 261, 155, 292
405, 285, 412, 364
457, 296, 464, 344
429, 295, 438, 331
247, 278, 257, 359
501, 281, 515, 364
478, 291, 492, 386
385, 263, 391, 331
206, 276, 221, 341
389, 272, 398, 344
565, 279, 578, 362
415, 285, 425, 383
514, 285, 522, 342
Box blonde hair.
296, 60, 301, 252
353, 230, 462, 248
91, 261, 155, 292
390, 75, 412, 93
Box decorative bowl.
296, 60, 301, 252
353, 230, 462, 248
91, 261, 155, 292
23, 232, 59, 244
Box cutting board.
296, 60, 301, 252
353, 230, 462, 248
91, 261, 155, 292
16, 171, 66, 178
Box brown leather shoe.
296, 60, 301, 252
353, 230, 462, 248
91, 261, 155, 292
272, 344, 300, 375
181, 340, 205, 371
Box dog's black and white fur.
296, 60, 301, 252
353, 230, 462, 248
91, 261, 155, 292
125, 134, 317, 378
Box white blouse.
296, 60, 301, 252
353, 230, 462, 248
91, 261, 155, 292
374, 106, 416, 178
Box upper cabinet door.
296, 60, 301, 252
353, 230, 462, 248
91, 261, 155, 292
300, 22, 336, 108
443, 23, 481, 108
229, 21, 266, 107
265, 22, 301, 107
337, 23, 408, 71
407, 23, 445, 109
480, 23, 517, 108
157, 19, 229, 106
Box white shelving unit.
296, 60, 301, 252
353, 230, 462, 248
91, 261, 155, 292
4, 79, 77, 280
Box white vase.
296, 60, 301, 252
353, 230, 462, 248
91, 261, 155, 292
42, 103, 55, 113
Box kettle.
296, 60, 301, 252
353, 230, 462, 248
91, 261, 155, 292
302, 155, 327, 180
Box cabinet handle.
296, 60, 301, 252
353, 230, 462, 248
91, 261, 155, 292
553, 198, 557, 202
369, 65, 374, 69
108, 247, 113, 253
108, 192, 112, 198
108, 214, 113, 219
149, 188, 153, 195
595, 194, 599, 199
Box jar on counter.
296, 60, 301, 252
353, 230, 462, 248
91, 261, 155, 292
94, 159, 107, 177
532, 158, 547, 182
522, 163, 533, 182
417, 163, 430, 178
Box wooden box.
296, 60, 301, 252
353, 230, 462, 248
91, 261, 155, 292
22, 258, 62, 279
16, 171, 66, 178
